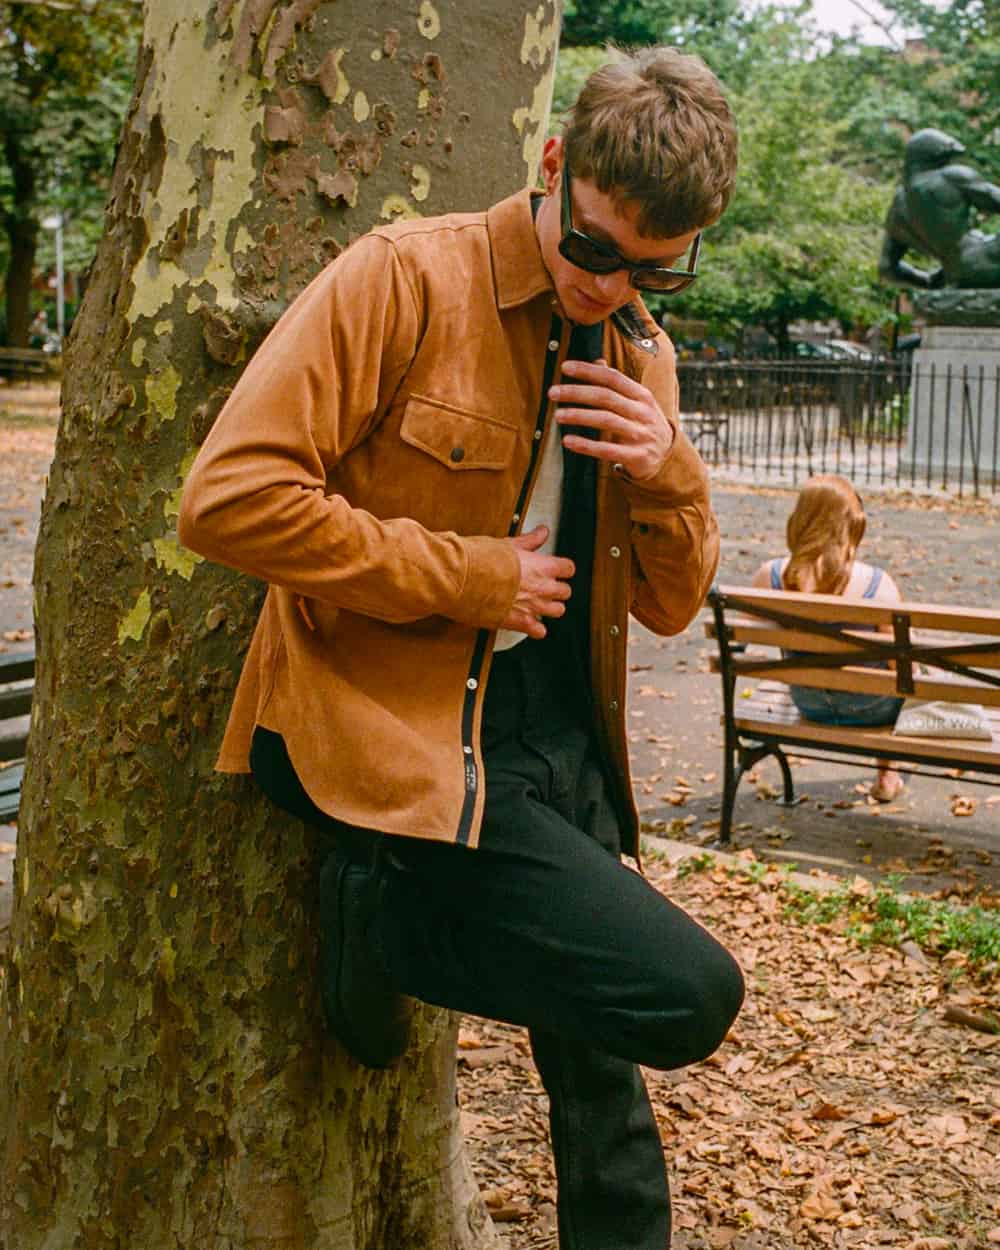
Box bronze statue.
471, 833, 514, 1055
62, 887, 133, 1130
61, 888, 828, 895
879, 128, 1000, 290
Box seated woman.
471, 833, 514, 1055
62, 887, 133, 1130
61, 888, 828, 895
751, 474, 905, 802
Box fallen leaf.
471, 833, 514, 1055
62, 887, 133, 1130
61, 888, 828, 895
811, 1102, 849, 1121
800, 1192, 841, 1221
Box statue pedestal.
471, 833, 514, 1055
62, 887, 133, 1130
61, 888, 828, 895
903, 322, 1000, 492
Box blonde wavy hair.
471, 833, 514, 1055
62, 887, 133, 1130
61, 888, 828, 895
783, 475, 866, 595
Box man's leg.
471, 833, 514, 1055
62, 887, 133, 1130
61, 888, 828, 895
249, 727, 414, 1068
530, 1030, 670, 1249
378, 760, 743, 1072
376, 742, 743, 1249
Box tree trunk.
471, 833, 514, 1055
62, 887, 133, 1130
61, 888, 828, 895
0, 3, 559, 1247
3, 143, 38, 348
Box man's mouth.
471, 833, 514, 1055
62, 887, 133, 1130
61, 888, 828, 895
574, 288, 613, 314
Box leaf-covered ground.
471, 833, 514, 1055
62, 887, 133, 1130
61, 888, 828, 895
459, 854, 1000, 1249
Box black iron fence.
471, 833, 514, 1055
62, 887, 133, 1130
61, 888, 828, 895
677, 358, 1000, 497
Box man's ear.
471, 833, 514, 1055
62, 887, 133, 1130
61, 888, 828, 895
541, 135, 563, 194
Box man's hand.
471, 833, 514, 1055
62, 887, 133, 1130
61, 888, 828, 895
500, 525, 574, 639
550, 358, 675, 482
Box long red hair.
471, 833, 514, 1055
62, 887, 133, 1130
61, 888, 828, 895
783, 475, 866, 595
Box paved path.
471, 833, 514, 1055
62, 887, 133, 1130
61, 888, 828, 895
2, 394, 999, 898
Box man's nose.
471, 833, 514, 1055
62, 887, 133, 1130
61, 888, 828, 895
593, 269, 631, 301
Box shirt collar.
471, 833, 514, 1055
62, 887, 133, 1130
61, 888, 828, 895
486, 187, 554, 311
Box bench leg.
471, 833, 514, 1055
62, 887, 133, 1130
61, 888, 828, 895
774, 747, 796, 806
719, 749, 739, 846
719, 740, 797, 846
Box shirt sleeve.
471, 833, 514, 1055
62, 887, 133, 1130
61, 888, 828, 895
619, 340, 720, 636
178, 234, 520, 630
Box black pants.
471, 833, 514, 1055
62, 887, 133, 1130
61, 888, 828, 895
250, 641, 744, 1250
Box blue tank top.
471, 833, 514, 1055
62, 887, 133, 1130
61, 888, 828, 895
770, 559, 888, 671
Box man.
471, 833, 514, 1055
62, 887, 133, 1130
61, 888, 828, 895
180, 46, 744, 1250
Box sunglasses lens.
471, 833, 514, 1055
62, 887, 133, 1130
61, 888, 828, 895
560, 233, 621, 274
633, 270, 694, 293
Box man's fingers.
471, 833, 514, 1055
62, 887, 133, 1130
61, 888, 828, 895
561, 436, 634, 465
557, 359, 648, 399
540, 579, 572, 602
505, 610, 547, 639
513, 524, 550, 550
556, 409, 636, 437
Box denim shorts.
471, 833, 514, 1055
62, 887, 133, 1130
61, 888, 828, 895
790, 686, 903, 727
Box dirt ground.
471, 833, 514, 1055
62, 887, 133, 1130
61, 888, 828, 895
1, 383, 998, 1246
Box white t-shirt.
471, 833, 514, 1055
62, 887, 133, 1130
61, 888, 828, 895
493, 413, 564, 651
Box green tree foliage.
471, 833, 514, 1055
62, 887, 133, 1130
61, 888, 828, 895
561, 0, 742, 50
871, 0, 999, 174
677, 60, 892, 347
0, 0, 140, 343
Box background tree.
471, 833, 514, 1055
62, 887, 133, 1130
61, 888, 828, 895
0, 0, 141, 344
860, 0, 1000, 174
674, 55, 892, 348
0, 2, 559, 1247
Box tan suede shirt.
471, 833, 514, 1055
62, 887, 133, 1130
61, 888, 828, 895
178, 188, 720, 855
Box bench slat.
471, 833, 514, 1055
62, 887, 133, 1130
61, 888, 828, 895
0, 764, 24, 822
0, 688, 32, 719
0, 651, 35, 683
0, 731, 29, 764
705, 620, 1000, 668
733, 712, 1000, 767
715, 585, 1000, 637
711, 655, 1000, 706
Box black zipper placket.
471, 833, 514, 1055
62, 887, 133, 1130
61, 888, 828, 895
454, 312, 566, 844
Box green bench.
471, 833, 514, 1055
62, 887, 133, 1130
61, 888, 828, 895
0, 347, 55, 378
1, 649, 34, 822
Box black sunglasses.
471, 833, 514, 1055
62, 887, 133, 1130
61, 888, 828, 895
558, 156, 700, 295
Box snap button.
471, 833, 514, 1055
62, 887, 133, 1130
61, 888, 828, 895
534, 429, 543, 441
512, 512, 521, 524
609, 624, 620, 637
450, 446, 465, 463
612, 462, 625, 476
640, 338, 652, 348
463, 745, 473, 755
609, 545, 621, 558
466, 678, 478, 691
609, 699, 619, 712
548, 339, 559, 351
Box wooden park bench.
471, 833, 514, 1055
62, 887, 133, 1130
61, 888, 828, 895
706, 587, 1000, 844
0, 347, 55, 378
0, 649, 34, 823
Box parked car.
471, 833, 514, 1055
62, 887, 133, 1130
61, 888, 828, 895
827, 338, 874, 362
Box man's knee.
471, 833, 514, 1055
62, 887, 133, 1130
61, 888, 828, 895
641, 938, 745, 1071
683, 941, 745, 1064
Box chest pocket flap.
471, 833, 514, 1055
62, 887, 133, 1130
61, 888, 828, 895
400, 395, 517, 471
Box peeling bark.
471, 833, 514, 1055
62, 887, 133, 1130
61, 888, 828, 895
0, 2, 559, 1247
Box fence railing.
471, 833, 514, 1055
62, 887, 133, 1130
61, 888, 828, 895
678, 359, 1000, 498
